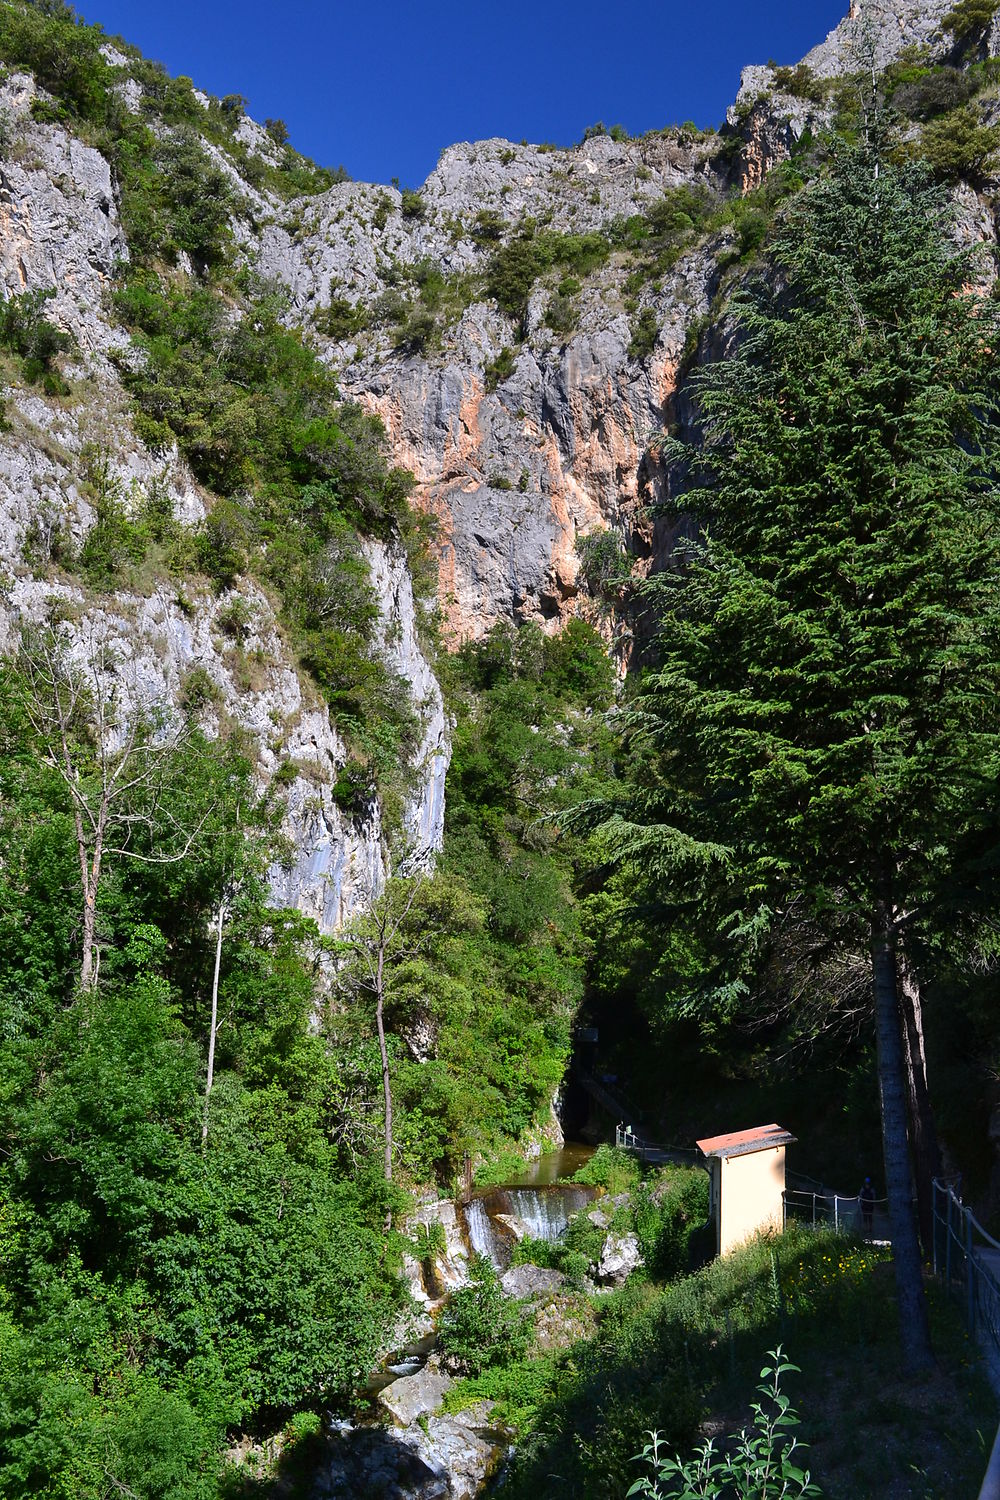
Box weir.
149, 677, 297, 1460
458, 1148, 596, 1269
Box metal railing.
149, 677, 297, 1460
931, 1177, 1000, 1355
614, 1121, 702, 1168
930, 1180, 1000, 1500
782, 1185, 889, 1238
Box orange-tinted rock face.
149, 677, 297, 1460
354, 323, 690, 646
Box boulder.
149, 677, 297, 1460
379, 1357, 453, 1427
596, 1231, 643, 1285
410, 1403, 506, 1500
501, 1263, 567, 1298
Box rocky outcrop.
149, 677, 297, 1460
596, 1230, 644, 1284
0, 71, 129, 357
253, 128, 721, 640
802, 0, 955, 76
0, 77, 447, 935
3, 0, 997, 943
379, 1358, 454, 1427
314, 1411, 504, 1500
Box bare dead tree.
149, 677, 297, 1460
202, 894, 226, 1148
18, 627, 213, 992
334, 848, 432, 1206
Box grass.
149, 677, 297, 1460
485, 1225, 996, 1499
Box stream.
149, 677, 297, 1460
308, 1145, 595, 1498
458, 1144, 596, 1269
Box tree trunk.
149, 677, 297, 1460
79, 817, 105, 992
202, 900, 225, 1148
871, 916, 934, 1369
80, 885, 96, 992
898, 956, 942, 1254
375, 945, 393, 1186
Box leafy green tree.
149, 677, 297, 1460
589, 146, 1000, 1369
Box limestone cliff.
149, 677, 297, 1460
0, 0, 994, 934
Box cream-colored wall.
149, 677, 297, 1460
719, 1145, 786, 1256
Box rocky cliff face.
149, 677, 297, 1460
0, 64, 446, 933
254, 130, 722, 640
0, 0, 993, 933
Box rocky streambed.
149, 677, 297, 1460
309, 1148, 603, 1499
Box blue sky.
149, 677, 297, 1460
82, 1, 846, 187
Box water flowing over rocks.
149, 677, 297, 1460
459, 1183, 595, 1270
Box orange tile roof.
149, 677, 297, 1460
696, 1123, 796, 1159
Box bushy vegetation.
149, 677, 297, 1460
108, 272, 424, 796
770, 62, 827, 103
914, 99, 1000, 180
328, 618, 617, 1182
487, 224, 611, 330
943, 0, 998, 45
0, 287, 71, 390
0, 669, 407, 1497
437, 1255, 533, 1372
496, 1228, 992, 1500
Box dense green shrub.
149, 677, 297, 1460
576, 528, 632, 603
545, 291, 579, 338
943, 0, 998, 43
915, 101, 1000, 179
771, 62, 826, 102
0, 287, 70, 388
437, 1256, 532, 1373
628, 305, 659, 361
484, 345, 517, 391
317, 294, 368, 340
400, 187, 425, 219
889, 64, 977, 119
0, 706, 408, 1498
573, 1144, 641, 1195
487, 228, 610, 327
471, 208, 508, 244
631, 1169, 710, 1280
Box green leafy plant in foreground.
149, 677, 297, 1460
628, 1348, 820, 1499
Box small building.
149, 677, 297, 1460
697, 1123, 796, 1257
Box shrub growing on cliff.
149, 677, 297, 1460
484, 345, 517, 391
914, 101, 1000, 180
943, 0, 998, 44
0, 287, 71, 388
628, 305, 659, 361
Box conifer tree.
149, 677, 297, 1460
616, 146, 1000, 1369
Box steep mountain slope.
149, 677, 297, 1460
2, 0, 993, 939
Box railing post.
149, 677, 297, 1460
946, 1189, 952, 1293
932, 1181, 938, 1278
834, 1195, 839, 1233
812, 1192, 816, 1227
967, 1210, 976, 1335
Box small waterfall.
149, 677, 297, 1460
498, 1185, 592, 1242
458, 1182, 596, 1270
462, 1194, 508, 1267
